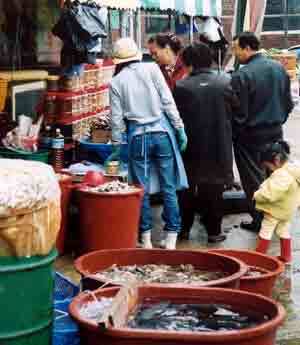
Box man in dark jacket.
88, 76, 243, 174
231, 32, 294, 232
173, 43, 236, 243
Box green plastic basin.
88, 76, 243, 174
0, 148, 49, 163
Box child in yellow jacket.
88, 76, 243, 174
254, 140, 300, 263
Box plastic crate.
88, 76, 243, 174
54, 272, 80, 302
53, 272, 80, 345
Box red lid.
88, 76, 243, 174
103, 58, 114, 66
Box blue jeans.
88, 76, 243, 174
130, 132, 181, 233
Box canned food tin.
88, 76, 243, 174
106, 161, 120, 175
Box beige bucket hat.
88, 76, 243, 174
112, 38, 142, 65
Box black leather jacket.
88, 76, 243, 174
231, 53, 294, 141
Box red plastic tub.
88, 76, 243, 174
69, 286, 285, 345
76, 187, 144, 254
75, 249, 248, 290
57, 174, 73, 255
209, 249, 285, 297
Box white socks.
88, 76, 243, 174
141, 231, 153, 249
165, 232, 178, 250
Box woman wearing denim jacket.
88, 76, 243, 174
105, 38, 188, 249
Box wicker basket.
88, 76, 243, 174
287, 69, 297, 81
102, 65, 116, 85
271, 53, 297, 71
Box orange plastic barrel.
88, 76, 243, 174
57, 174, 73, 255
77, 186, 143, 253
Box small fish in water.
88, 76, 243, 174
138, 302, 171, 321
127, 301, 269, 332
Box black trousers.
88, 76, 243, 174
233, 126, 282, 222
178, 183, 224, 237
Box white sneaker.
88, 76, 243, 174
165, 232, 178, 250
141, 231, 153, 249
159, 239, 166, 249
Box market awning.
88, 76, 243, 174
140, 0, 222, 17
62, 0, 139, 10
100, 0, 139, 10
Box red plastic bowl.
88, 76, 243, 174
69, 286, 286, 345
209, 249, 285, 297
75, 248, 248, 290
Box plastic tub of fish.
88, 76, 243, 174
209, 249, 285, 297
69, 285, 285, 345
75, 249, 248, 291
76, 185, 144, 254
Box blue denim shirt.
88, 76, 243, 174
110, 62, 184, 144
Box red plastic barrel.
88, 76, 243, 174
77, 186, 143, 253
57, 174, 73, 254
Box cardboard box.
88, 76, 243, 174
91, 129, 111, 143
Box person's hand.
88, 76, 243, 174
104, 145, 121, 167
176, 128, 188, 152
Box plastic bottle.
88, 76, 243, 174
51, 128, 64, 172
40, 125, 52, 150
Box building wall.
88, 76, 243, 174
222, 0, 300, 49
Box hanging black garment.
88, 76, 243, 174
52, 1, 107, 53
69, 1, 107, 41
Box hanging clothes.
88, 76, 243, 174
52, 0, 108, 68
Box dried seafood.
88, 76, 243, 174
244, 266, 269, 278
91, 114, 111, 131
86, 181, 137, 193
93, 264, 227, 285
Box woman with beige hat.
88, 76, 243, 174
105, 38, 188, 250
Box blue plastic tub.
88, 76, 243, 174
79, 140, 128, 164
53, 272, 80, 345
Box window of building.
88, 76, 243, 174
263, 0, 300, 32
143, 11, 174, 34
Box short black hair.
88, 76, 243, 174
233, 31, 260, 51
182, 43, 213, 69
260, 140, 290, 163
148, 36, 155, 44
